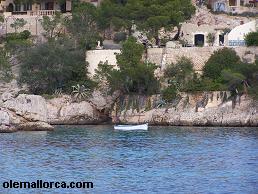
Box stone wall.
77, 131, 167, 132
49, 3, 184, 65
147, 46, 258, 73
0, 15, 44, 36
86, 46, 258, 75
147, 47, 219, 72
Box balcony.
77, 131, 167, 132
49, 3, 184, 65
29, 10, 59, 16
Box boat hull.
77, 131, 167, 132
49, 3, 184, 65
114, 124, 148, 131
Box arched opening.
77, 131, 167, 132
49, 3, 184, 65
194, 34, 204, 47
60, 2, 66, 13
7, 3, 14, 12
219, 35, 224, 46
45, 2, 54, 10
216, 2, 226, 12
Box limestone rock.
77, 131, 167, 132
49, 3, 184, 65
1, 92, 13, 102
89, 90, 120, 111
88, 90, 110, 111
47, 96, 109, 124
0, 110, 10, 125
113, 92, 258, 127
0, 125, 17, 133
0, 94, 53, 132
18, 122, 54, 131
3, 94, 48, 122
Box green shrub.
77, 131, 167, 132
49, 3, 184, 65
19, 30, 31, 39
19, 38, 92, 95
10, 18, 27, 33
203, 48, 241, 80
95, 37, 160, 95
5, 30, 31, 41
0, 47, 13, 82
184, 77, 225, 92
161, 86, 177, 102
5, 39, 32, 52
245, 32, 258, 46
113, 32, 127, 43
164, 56, 194, 91
0, 15, 4, 23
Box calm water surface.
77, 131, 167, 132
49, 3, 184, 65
0, 126, 258, 194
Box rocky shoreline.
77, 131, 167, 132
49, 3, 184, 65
0, 91, 257, 133
111, 92, 258, 127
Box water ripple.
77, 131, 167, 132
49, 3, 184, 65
0, 126, 258, 194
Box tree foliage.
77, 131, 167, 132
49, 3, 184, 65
94, 37, 159, 94
162, 57, 194, 101
67, 2, 100, 49
19, 38, 91, 94
0, 47, 13, 82
203, 48, 241, 80
97, 0, 195, 45
245, 31, 258, 46
201, 48, 258, 98
41, 12, 65, 39
164, 56, 194, 91
10, 18, 27, 33
0, 15, 4, 23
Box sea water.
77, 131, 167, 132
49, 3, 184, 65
0, 126, 258, 194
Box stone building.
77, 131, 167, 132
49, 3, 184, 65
0, 0, 103, 16
0, 0, 72, 16
82, 0, 103, 6
228, 19, 258, 46
208, 0, 258, 13
0, 0, 103, 35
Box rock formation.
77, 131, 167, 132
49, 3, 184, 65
1, 91, 257, 133
46, 95, 109, 125
112, 92, 258, 127
46, 91, 119, 125
0, 94, 54, 132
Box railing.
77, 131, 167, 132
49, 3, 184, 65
12, 11, 27, 15
29, 10, 59, 16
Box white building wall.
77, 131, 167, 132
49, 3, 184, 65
228, 20, 256, 46
86, 50, 121, 76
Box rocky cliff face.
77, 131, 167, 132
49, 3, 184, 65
46, 94, 110, 125
1, 91, 257, 132
0, 91, 118, 132
46, 91, 119, 125
112, 92, 258, 127
0, 94, 54, 132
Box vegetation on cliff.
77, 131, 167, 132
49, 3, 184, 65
162, 48, 258, 101
19, 38, 92, 95
97, 0, 195, 44
0, 47, 13, 82
0, 1, 257, 102
245, 31, 258, 46
94, 37, 159, 95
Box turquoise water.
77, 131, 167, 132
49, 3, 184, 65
0, 126, 258, 194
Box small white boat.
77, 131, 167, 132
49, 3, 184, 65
114, 123, 148, 131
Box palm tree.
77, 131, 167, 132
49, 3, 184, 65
71, 84, 90, 101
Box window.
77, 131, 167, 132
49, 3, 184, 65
24, 3, 32, 11
15, 4, 21, 11
229, 0, 237, 6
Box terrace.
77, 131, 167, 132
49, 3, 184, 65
1, 0, 72, 16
